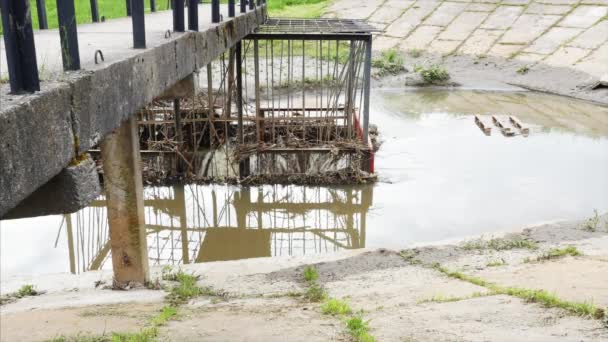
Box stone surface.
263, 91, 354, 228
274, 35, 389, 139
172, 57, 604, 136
401, 25, 443, 49
500, 14, 561, 44
425, 2, 469, 26
559, 5, 608, 28
544, 46, 590, 67
439, 11, 489, 40
386, 1, 441, 37
481, 5, 525, 30
568, 20, 608, 49
523, 27, 582, 54
3, 157, 101, 220
459, 28, 502, 55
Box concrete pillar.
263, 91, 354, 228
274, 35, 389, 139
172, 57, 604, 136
100, 116, 149, 285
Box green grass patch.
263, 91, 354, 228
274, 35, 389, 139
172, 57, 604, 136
529, 246, 582, 262
150, 306, 178, 327
303, 265, 319, 283
163, 269, 215, 305
1, 284, 43, 305
321, 298, 352, 315
345, 315, 376, 342
417, 292, 488, 304
486, 259, 506, 267
516, 65, 530, 75
372, 49, 406, 76
267, 0, 330, 18
408, 49, 422, 58
303, 282, 327, 302
413, 64, 450, 84
461, 236, 538, 251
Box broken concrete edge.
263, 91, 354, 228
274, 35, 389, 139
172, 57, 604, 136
0, 8, 266, 218
3, 156, 101, 220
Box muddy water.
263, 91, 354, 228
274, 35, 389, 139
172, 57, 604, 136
2, 89, 607, 278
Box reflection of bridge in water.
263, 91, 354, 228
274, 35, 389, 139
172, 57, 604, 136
62, 185, 373, 274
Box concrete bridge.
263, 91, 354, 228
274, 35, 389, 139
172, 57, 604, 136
1, 1, 267, 283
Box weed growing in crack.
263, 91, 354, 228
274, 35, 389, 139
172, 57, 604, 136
486, 259, 506, 267
321, 298, 353, 315
527, 246, 582, 263
461, 236, 538, 251
346, 315, 376, 342
303, 282, 327, 302
517, 65, 530, 74
303, 265, 319, 283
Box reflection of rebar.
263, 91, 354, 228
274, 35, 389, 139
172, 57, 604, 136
64, 185, 372, 271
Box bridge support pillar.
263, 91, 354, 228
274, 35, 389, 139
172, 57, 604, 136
100, 116, 149, 285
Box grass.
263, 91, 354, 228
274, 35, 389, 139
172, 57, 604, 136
303, 265, 319, 283
321, 298, 352, 315
163, 268, 215, 305
150, 306, 178, 326
581, 209, 601, 232
1, 284, 42, 305
433, 264, 605, 320
408, 49, 422, 58
461, 236, 538, 251
413, 64, 450, 84
372, 49, 406, 76
516, 65, 530, 75
303, 282, 327, 302
346, 315, 376, 342
417, 292, 487, 304
528, 246, 582, 262
486, 259, 507, 267
267, 0, 330, 18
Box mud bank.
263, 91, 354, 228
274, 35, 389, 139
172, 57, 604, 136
2, 214, 607, 341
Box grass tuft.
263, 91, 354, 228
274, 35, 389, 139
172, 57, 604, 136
346, 315, 376, 342
321, 298, 352, 315
164, 269, 216, 305
372, 49, 406, 76
486, 259, 506, 267
303, 265, 319, 283
408, 49, 422, 58
580, 209, 601, 232
461, 236, 538, 251
414, 64, 450, 84
150, 306, 178, 327
516, 65, 530, 74
303, 282, 327, 302
529, 246, 582, 262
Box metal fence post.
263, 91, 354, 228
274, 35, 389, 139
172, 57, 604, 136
132, 0, 146, 48
212, 0, 220, 23
228, 0, 235, 17
0, 0, 40, 93
56, 0, 81, 71
35, 0, 48, 29
90, 0, 99, 22
362, 36, 372, 144
188, 0, 198, 31
126, 0, 132, 16
173, 0, 185, 32
240, 0, 246, 13
150, 0, 156, 12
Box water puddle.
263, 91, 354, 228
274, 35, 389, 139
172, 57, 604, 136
2, 89, 607, 278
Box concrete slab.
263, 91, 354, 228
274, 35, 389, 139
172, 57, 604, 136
429, 39, 462, 55
544, 46, 590, 67
401, 25, 443, 50
424, 2, 469, 27
467, 3, 498, 12
573, 44, 608, 76
500, 14, 561, 44
438, 11, 489, 41
480, 5, 525, 30
459, 28, 502, 55
523, 27, 582, 54
568, 20, 608, 49
385, 1, 442, 37
369, 4, 407, 24
475, 257, 608, 307
525, 3, 573, 15
559, 5, 608, 28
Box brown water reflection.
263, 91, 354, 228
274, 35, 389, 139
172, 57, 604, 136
59, 184, 372, 274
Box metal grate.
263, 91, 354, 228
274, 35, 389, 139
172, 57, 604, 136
253, 18, 380, 36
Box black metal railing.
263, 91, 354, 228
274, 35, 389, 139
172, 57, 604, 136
0, 0, 266, 94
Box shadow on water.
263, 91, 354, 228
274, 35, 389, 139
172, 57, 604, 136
2, 89, 608, 278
